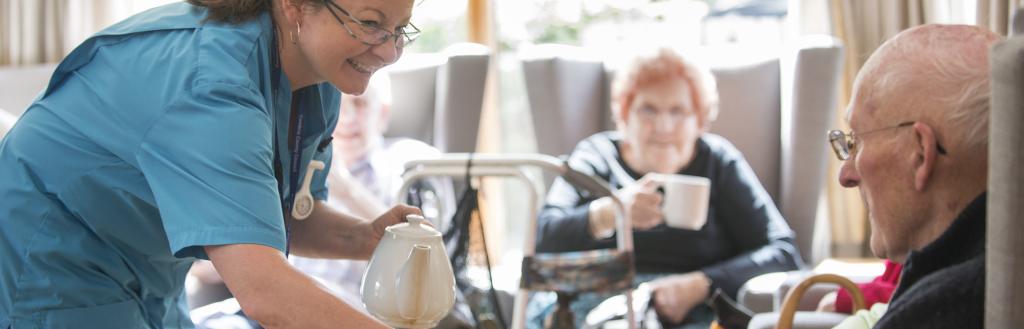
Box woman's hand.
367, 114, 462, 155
618, 174, 664, 230
588, 174, 666, 238
649, 271, 711, 325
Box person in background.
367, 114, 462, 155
0, 0, 422, 327
528, 47, 803, 329
827, 24, 998, 329
816, 260, 901, 314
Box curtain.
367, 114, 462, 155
0, 0, 169, 66
977, 0, 1023, 35
0, 0, 70, 65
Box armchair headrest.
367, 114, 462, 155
1013, 7, 1024, 35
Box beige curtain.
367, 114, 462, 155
1, 0, 69, 65
977, 0, 1023, 35
0, 0, 124, 66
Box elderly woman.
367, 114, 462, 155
529, 48, 803, 328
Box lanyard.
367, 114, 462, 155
270, 18, 328, 254
285, 95, 306, 212
270, 22, 303, 255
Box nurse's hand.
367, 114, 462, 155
290, 202, 421, 260
365, 204, 422, 246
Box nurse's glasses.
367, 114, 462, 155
323, 0, 420, 48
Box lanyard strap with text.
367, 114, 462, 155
271, 22, 324, 256
271, 25, 301, 255
286, 95, 305, 213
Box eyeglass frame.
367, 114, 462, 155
827, 121, 948, 161
322, 0, 420, 48
632, 105, 696, 124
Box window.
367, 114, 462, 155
404, 0, 469, 53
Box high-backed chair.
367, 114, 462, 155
385, 43, 489, 153
987, 33, 1024, 329
522, 37, 843, 267
1013, 7, 1024, 35
521, 45, 610, 158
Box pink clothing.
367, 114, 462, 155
835, 260, 902, 313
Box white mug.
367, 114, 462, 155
655, 174, 711, 230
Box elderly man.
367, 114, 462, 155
829, 24, 999, 328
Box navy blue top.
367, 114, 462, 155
536, 132, 803, 297
875, 193, 986, 329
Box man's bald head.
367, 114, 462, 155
853, 24, 1001, 152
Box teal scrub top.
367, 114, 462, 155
0, 3, 338, 328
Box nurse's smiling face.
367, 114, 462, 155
277, 0, 413, 94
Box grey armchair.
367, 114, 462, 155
987, 33, 1024, 328
384, 43, 490, 153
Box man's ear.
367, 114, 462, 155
912, 122, 940, 191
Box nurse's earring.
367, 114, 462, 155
292, 160, 325, 220
290, 21, 301, 45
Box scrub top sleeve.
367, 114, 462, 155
137, 81, 286, 259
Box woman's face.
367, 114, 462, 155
293, 0, 413, 94
620, 78, 702, 174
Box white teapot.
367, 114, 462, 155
361, 214, 456, 329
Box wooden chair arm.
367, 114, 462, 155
775, 273, 865, 329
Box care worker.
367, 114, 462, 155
0, 0, 421, 328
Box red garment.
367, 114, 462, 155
834, 260, 902, 313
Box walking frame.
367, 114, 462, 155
396, 153, 638, 329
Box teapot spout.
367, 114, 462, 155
396, 244, 431, 321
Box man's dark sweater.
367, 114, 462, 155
536, 132, 803, 297
875, 193, 987, 329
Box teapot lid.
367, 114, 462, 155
386, 214, 441, 238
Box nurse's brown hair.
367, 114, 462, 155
187, 0, 322, 24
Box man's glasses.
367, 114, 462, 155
323, 0, 420, 48
828, 121, 947, 161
